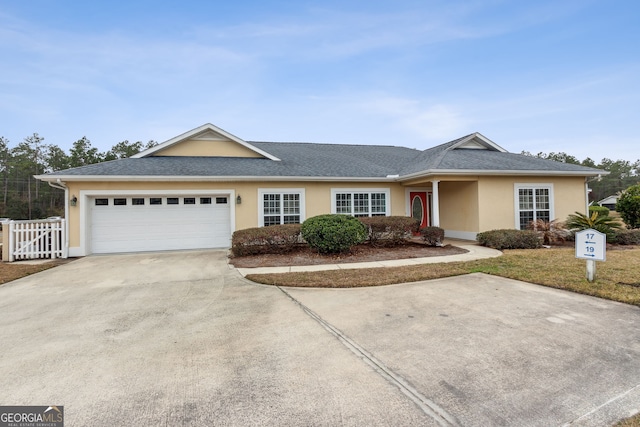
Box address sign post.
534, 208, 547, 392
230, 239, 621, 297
575, 228, 606, 282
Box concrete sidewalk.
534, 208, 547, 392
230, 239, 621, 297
234, 243, 502, 276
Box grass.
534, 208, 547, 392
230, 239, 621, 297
0, 260, 64, 285
615, 414, 640, 426
246, 247, 640, 306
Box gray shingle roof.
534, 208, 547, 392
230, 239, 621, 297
40, 137, 604, 179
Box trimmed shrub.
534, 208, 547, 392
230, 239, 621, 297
614, 229, 640, 245
420, 226, 445, 246
476, 229, 542, 250
301, 214, 367, 253
589, 205, 610, 217
231, 224, 302, 256
358, 216, 420, 246
616, 184, 640, 229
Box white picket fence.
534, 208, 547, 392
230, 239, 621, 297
4, 219, 67, 262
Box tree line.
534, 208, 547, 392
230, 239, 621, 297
0, 134, 156, 219
0, 133, 637, 220
521, 151, 640, 204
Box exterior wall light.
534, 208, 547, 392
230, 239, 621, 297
70, 195, 78, 206
236, 195, 242, 205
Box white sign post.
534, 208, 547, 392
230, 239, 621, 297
575, 228, 606, 282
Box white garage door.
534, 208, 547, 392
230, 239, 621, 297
90, 195, 231, 254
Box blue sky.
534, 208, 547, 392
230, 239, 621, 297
1, 0, 639, 162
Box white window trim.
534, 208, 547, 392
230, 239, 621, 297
258, 188, 306, 227
513, 183, 554, 229
331, 188, 391, 217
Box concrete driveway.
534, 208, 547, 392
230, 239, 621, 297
0, 250, 639, 426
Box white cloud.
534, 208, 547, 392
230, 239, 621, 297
186, 3, 530, 61
356, 95, 470, 143
401, 104, 469, 141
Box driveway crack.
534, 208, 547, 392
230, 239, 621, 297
277, 286, 460, 427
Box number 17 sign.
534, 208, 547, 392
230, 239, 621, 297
575, 228, 606, 282
575, 228, 606, 261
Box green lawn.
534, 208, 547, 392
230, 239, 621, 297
247, 247, 640, 306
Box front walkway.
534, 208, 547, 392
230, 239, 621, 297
233, 241, 502, 277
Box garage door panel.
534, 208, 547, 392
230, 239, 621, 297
90, 196, 231, 254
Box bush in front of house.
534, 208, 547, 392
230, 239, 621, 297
420, 226, 445, 247
616, 183, 640, 229
476, 229, 542, 250
589, 205, 610, 217
301, 214, 367, 253
358, 216, 420, 246
231, 224, 302, 256
565, 211, 623, 241
613, 229, 640, 245
527, 219, 568, 245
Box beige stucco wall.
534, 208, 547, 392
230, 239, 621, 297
477, 176, 587, 231
153, 138, 263, 157
225, 181, 406, 231
64, 180, 408, 251
439, 181, 479, 233
63, 175, 588, 252
1, 224, 8, 261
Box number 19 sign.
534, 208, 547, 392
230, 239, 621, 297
575, 228, 606, 282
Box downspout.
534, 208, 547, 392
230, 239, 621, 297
585, 177, 590, 214
585, 175, 601, 214
47, 178, 70, 257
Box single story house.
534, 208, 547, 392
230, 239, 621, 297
596, 194, 619, 211
36, 123, 604, 256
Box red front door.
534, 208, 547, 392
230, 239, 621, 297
410, 192, 429, 228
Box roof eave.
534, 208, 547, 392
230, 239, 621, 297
398, 169, 608, 181
36, 168, 607, 183
35, 175, 397, 183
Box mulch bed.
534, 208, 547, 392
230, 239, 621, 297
0, 259, 69, 285
229, 242, 469, 268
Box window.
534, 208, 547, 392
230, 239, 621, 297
332, 189, 389, 217
114, 198, 127, 206
132, 198, 145, 205
200, 197, 212, 204
215, 197, 227, 204
167, 198, 179, 205
258, 189, 304, 226
515, 184, 553, 230
184, 197, 196, 205
95, 198, 108, 206
150, 198, 162, 205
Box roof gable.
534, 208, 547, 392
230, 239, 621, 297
133, 123, 280, 161
448, 133, 507, 152
597, 195, 619, 205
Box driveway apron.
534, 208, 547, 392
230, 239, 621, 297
1, 251, 639, 426
285, 274, 640, 426
0, 251, 431, 426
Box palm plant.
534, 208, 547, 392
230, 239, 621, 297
527, 219, 568, 245
565, 211, 623, 240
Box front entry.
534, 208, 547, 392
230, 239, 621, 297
410, 191, 430, 228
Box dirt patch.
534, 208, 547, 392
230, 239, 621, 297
0, 259, 70, 285
229, 242, 469, 268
